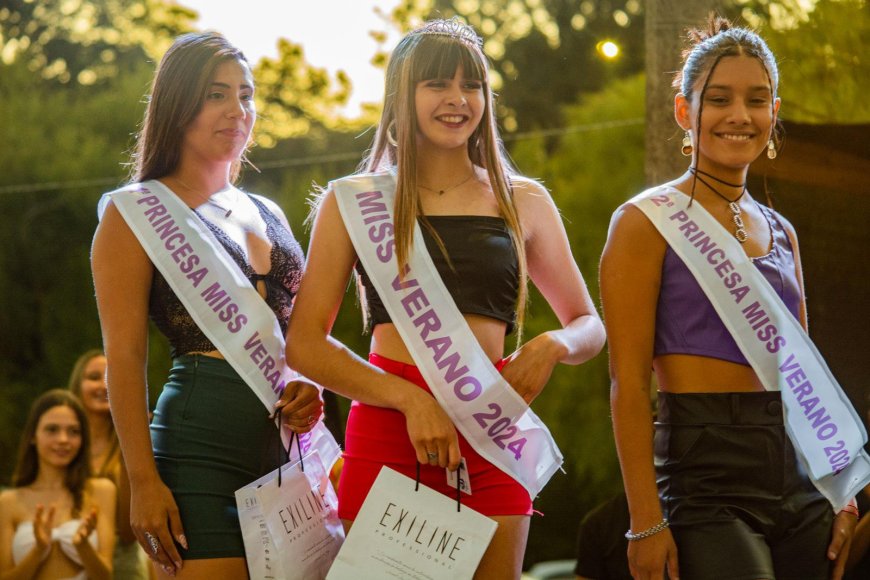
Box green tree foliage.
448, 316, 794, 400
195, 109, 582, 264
382, 0, 645, 131
0, 0, 356, 481
751, 0, 870, 123
0, 0, 196, 84
253, 40, 353, 147
507, 73, 645, 563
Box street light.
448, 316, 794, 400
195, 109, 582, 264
597, 40, 620, 59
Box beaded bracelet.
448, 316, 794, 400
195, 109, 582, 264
625, 518, 669, 541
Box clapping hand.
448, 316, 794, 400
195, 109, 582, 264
33, 504, 56, 555
72, 506, 98, 548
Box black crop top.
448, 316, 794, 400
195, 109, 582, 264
149, 195, 304, 357
355, 216, 519, 333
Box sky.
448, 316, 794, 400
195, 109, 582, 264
178, 0, 403, 116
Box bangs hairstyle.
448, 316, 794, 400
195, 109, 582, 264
131, 31, 250, 184
351, 18, 529, 341
674, 15, 781, 199
12, 389, 92, 517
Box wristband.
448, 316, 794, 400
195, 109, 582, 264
625, 518, 669, 541
838, 497, 859, 518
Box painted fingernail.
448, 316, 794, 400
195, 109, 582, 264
179, 534, 188, 549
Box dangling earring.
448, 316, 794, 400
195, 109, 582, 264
767, 139, 777, 160
681, 131, 693, 156
386, 120, 398, 147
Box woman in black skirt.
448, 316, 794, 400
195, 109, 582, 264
91, 32, 323, 578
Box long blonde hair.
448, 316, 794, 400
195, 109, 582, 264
361, 19, 529, 339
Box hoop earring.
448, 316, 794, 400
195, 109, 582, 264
386, 120, 398, 147
681, 131, 693, 157
767, 139, 777, 160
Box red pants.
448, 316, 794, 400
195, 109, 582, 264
337, 353, 533, 520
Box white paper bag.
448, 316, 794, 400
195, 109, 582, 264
237, 450, 345, 579
327, 466, 497, 580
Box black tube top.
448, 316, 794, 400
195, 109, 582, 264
355, 215, 520, 334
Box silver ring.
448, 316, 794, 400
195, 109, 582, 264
427, 452, 438, 460
144, 531, 160, 555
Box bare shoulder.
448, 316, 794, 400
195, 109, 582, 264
0, 489, 24, 522
607, 200, 662, 243
0, 488, 20, 509
509, 175, 555, 210
86, 477, 117, 502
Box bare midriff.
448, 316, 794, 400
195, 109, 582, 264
370, 313, 508, 366
654, 353, 764, 393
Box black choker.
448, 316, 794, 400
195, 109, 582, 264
689, 167, 749, 243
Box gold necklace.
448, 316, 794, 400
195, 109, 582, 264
175, 177, 235, 217
418, 169, 476, 195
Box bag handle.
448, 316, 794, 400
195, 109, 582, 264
415, 462, 463, 513
275, 407, 305, 487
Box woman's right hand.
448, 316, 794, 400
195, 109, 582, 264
401, 390, 461, 471
627, 528, 679, 580
130, 478, 187, 576
32, 504, 55, 555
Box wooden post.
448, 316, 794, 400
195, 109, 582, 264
644, 0, 724, 185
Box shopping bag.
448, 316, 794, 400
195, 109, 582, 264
236, 470, 286, 579
327, 466, 498, 579
237, 449, 345, 579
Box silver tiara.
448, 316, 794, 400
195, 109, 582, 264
410, 19, 483, 48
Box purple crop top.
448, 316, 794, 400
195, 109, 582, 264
654, 204, 801, 366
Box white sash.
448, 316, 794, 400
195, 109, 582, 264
332, 172, 562, 498
101, 180, 341, 468
633, 186, 870, 508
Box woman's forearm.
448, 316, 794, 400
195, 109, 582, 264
106, 357, 158, 485
0, 545, 46, 580
288, 333, 428, 414
611, 379, 664, 531
75, 539, 112, 580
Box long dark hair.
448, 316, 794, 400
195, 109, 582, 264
131, 31, 250, 183
12, 390, 92, 516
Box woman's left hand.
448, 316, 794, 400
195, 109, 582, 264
274, 378, 324, 433
72, 506, 98, 549
501, 333, 565, 404
828, 509, 858, 580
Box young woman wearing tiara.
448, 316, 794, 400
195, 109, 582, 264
288, 18, 605, 578
601, 15, 859, 580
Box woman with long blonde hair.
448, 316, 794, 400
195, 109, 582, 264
288, 19, 605, 578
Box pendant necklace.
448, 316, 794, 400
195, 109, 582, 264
689, 167, 749, 243
418, 168, 476, 195
175, 177, 235, 218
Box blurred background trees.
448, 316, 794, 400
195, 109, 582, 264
1, 0, 867, 567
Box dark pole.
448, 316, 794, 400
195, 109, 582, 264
645, 0, 724, 185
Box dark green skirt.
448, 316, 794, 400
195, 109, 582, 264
151, 354, 282, 559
